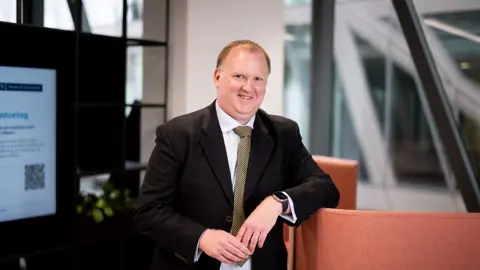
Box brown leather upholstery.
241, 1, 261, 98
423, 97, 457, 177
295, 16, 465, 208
283, 155, 359, 270
315, 208, 480, 270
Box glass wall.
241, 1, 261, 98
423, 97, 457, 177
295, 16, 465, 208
284, 0, 474, 211
413, 0, 480, 186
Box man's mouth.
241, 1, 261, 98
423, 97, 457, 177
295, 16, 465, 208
238, 95, 253, 100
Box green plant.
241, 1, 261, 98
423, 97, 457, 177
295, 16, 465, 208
76, 182, 131, 223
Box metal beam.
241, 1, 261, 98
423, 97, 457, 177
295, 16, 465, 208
16, 0, 22, 23
392, 0, 480, 212
17, 0, 44, 26
308, 0, 335, 155
67, 0, 91, 32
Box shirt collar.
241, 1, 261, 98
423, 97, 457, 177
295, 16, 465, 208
215, 100, 255, 133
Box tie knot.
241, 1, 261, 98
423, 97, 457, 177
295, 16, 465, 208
233, 126, 252, 138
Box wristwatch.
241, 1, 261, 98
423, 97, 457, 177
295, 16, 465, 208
272, 191, 289, 214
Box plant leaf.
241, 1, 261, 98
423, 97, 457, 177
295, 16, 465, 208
96, 198, 106, 209
92, 209, 104, 223
104, 207, 114, 217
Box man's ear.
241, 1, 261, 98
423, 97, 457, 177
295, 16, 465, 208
213, 68, 221, 86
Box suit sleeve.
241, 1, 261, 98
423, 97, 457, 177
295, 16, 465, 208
132, 125, 207, 265
282, 122, 340, 227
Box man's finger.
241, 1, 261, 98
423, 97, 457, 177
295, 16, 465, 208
241, 228, 254, 246
257, 231, 267, 248
249, 232, 259, 253
236, 225, 247, 241
229, 235, 251, 256
222, 246, 243, 262
218, 254, 235, 265
226, 241, 249, 260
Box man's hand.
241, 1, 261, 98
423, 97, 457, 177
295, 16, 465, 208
199, 229, 251, 264
236, 196, 283, 253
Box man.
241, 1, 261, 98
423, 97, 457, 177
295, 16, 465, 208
133, 40, 340, 270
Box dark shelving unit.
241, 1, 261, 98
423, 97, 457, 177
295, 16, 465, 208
0, 1, 169, 269
71, 0, 169, 197
70, 0, 169, 269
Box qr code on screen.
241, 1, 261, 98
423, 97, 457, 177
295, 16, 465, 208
25, 164, 45, 190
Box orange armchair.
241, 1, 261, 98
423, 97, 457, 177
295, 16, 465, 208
314, 208, 480, 270
285, 156, 480, 270
284, 155, 359, 270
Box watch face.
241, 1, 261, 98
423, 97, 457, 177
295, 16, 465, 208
274, 192, 288, 201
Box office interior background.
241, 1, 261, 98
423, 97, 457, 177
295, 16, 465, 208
0, 0, 479, 269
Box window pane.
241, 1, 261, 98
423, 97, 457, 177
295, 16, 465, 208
329, 0, 461, 211
413, 0, 480, 186
83, 0, 144, 38
82, 0, 123, 36
126, 46, 143, 116
44, 0, 75, 31
284, 24, 312, 149
0, 0, 16, 23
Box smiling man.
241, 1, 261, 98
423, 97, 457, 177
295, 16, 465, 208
133, 40, 340, 270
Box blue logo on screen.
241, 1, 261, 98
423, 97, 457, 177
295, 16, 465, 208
0, 112, 29, 120
0, 82, 42, 92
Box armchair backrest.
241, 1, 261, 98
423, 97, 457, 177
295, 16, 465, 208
315, 208, 480, 270
287, 155, 358, 270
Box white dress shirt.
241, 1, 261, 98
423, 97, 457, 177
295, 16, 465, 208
194, 101, 297, 269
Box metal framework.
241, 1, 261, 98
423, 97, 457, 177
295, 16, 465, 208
392, 0, 480, 212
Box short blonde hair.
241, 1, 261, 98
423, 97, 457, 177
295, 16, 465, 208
216, 40, 271, 74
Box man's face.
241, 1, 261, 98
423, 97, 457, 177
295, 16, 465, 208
214, 46, 269, 124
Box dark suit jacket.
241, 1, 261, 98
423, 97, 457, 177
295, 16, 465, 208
133, 101, 340, 270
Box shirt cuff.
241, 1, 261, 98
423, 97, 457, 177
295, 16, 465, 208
279, 191, 297, 223
194, 232, 205, 262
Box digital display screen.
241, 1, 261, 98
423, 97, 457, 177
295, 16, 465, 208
0, 65, 57, 223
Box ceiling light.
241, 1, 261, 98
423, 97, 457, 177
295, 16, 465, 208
460, 62, 471, 70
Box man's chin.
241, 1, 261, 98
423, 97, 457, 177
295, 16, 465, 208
239, 110, 258, 119
235, 105, 255, 114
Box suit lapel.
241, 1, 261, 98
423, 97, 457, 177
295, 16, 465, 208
200, 103, 234, 208
244, 115, 274, 203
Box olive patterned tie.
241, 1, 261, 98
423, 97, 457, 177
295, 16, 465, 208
231, 126, 252, 266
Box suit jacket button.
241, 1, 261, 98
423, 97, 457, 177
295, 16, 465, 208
226, 216, 232, 222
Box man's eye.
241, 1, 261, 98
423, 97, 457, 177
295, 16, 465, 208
234, 75, 244, 79
256, 77, 263, 81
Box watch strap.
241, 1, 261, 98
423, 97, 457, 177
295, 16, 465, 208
272, 192, 288, 213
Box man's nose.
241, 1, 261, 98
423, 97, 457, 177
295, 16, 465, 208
242, 79, 255, 92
